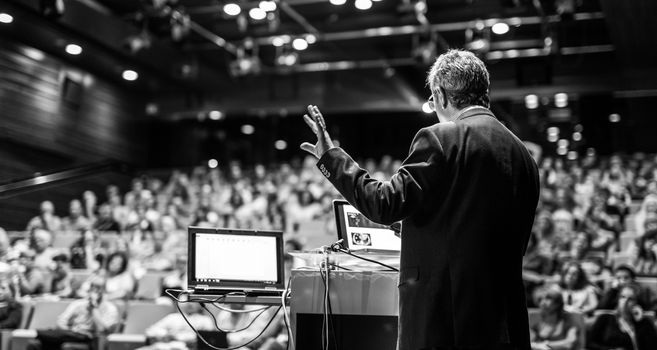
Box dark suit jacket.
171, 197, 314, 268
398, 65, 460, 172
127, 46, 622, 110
317, 107, 540, 350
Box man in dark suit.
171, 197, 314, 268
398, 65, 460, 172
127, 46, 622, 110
301, 49, 539, 350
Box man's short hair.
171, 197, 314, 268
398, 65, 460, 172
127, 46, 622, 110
426, 49, 490, 109
615, 264, 637, 279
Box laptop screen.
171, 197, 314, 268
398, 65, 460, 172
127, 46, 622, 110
187, 227, 285, 293
333, 200, 401, 252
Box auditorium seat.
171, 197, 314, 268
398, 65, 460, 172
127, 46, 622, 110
11, 300, 74, 350
134, 272, 166, 300
106, 301, 174, 350
0, 301, 32, 350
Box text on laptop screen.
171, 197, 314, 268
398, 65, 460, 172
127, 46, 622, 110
194, 233, 278, 283
336, 202, 401, 251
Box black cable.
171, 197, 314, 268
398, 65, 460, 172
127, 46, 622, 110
175, 300, 282, 350
165, 289, 284, 350
200, 302, 271, 333
319, 266, 338, 350
336, 247, 399, 272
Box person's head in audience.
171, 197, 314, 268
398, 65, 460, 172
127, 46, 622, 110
30, 228, 52, 254
569, 231, 591, 259
18, 249, 36, 271
637, 229, 657, 262
0, 278, 15, 302
536, 287, 566, 319
87, 276, 107, 307
533, 210, 553, 238
616, 284, 643, 321
552, 209, 575, 239
613, 264, 637, 289
560, 261, 589, 291
40, 200, 56, 216
98, 203, 113, 220
105, 251, 129, 277
69, 199, 84, 218
644, 212, 657, 232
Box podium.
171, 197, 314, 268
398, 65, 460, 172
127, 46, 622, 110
289, 251, 400, 350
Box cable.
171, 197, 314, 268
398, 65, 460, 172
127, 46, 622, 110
165, 288, 285, 350
281, 275, 294, 350
335, 247, 399, 272
200, 303, 271, 333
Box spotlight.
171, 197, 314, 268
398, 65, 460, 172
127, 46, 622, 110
122, 70, 139, 81
292, 38, 308, 50
65, 44, 82, 55
525, 94, 539, 109
259, 1, 277, 12
554, 93, 568, 108
209, 111, 223, 120
422, 102, 433, 114
241, 124, 255, 135
305, 34, 317, 44
491, 22, 509, 35
208, 159, 219, 169
249, 8, 266, 20
329, 0, 347, 5
223, 3, 241, 16
0, 13, 13, 24
355, 0, 373, 10
40, 0, 65, 19
275, 140, 288, 150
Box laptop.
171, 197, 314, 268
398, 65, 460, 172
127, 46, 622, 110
187, 227, 286, 296
333, 200, 401, 253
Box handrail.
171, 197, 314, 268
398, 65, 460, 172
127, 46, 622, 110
0, 160, 134, 199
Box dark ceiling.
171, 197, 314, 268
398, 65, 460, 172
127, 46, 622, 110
1, 0, 656, 117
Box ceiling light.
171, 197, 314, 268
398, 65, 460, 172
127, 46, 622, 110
209, 111, 223, 120
557, 146, 568, 156
0, 13, 13, 24
208, 159, 218, 169
572, 132, 582, 141
65, 44, 82, 55
547, 134, 558, 143
491, 22, 510, 35
292, 38, 308, 50
525, 94, 538, 109
275, 140, 288, 150
276, 52, 298, 66
305, 34, 317, 44
329, 0, 347, 5
609, 113, 621, 123
422, 102, 433, 114
272, 36, 285, 47
259, 1, 277, 12
122, 70, 138, 81
567, 151, 578, 160
557, 139, 569, 148
223, 3, 241, 16
241, 124, 255, 135
355, 0, 372, 10
554, 93, 568, 108
547, 126, 559, 136
249, 8, 266, 20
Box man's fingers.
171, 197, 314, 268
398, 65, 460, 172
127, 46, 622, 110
303, 114, 318, 135
300, 142, 317, 157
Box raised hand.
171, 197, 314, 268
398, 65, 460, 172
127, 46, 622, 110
300, 105, 335, 159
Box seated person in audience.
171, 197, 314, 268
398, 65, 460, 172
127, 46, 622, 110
139, 235, 173, 272
50, 253, 73, 298
26, 201, 62, 232
0, 227, 11, 263
523, 233, 559, 307
92, 203, 120, 232
137, 302, 214, 350
12, 249, 52, 296
70, 230, 96, 270
61, 199, 92, 232
30, 228, 59, 271
599, 264, 657, 312
530, 288, 579, 350
551, 210, 578, 255
28, 276, 120, 350
78, 251, 135, 301
632, 228, 657, 276
0, 277, 23, 329
588, 284, 657, 350
635, 194, 657, 237
558, 261, 599, 315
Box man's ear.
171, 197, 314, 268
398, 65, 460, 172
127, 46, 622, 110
440, 87, 448, 109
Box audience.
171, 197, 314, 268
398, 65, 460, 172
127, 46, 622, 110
138, 302, 213, 350
3, 152, 657, 348
0, 278, 23, 329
